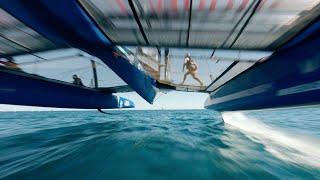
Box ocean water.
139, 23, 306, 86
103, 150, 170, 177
0, 107, 319, 179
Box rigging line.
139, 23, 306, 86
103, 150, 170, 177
19, 54, 108, 69
153, 91, 166, 103
43, 66, 91, 77
210, 0, 256, 58
1, 5, 63, 51
211, 49, 216, 58
228, 0, 262, 48
128, 0, 150, 45
18, 54, 85, 65
205, 61, 237, 90
130, 1, 159, 51
13, 23, 54, 43
205, 0, 262, 91
2, 23, 42, 39
225, 0, 257, 48
75, 0, 114, 44
134, 1, 152, 28
131, 0, 159, 53
0, 10, 63, 60
186, 0, 193, 47
0, 34, 47, 61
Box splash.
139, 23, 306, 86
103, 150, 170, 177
222, 111, 320, 168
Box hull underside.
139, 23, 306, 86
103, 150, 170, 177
205, 26, 320, 111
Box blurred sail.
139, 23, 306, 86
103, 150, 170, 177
127, 46, 271, 91
79, 0, 320, 50
1, 48, 128, 90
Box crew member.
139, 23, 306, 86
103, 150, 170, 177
181, 53, 203, 86
72, 74, 84, 86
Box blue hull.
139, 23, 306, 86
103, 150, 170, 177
0, 68, 134, 109
205, 20, 320, 111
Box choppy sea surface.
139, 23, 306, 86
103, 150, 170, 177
0, 107, 319, 179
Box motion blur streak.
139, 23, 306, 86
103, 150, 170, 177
222, 110, 320, 168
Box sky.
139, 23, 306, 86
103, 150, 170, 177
0, 91, 209, 111
119, 91, 208, 110
0, 48, 212, 111
0, 48, 268, 112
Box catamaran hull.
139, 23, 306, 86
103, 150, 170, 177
0, 68, 134, 109
205, 23, 320, 111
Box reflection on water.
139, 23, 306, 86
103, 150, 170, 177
0, 109, 319, 179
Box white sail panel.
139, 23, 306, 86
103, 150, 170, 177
79, 0, 320, 50
0, 9, 60, 56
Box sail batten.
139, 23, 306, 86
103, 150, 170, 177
79, 0, 320, 50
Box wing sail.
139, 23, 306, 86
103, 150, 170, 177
0, 0, 157, 103
79, 0, 320, 50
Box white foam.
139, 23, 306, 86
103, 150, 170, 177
222, 111, 320, 168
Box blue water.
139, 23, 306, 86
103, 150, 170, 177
0, 108, 319, 179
